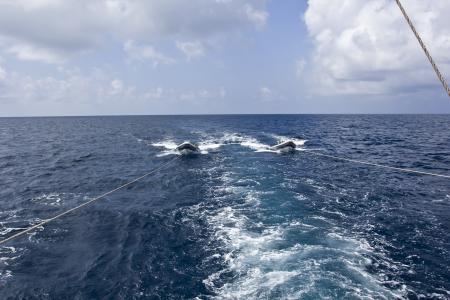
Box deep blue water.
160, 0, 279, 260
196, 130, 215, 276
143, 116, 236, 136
0, 115, 449, 299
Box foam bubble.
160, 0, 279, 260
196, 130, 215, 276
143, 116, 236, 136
0, 246, 24, 282
152, 132, 308, 155
0, 226, 27, 236
196, 160, 407, 299
210, 132, 272, 152
198, 143, 222, 152
151, 140, 178, 150
270, 134, 307, 147
240, 140, 272, 152
32, 193, 63, 206
0, 270, 12, 280
151, 140, 181, 156
199, 169, 303, 298
152, 138, 223, 156
295, 194, 308, 201
216, 269, 300, 299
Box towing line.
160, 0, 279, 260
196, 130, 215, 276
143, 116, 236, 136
0, 156, 179, 246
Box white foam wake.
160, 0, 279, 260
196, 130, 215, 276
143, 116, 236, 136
195, 159, 407, 299
151, 140, 179, 157
270, 134, 307, 147
151, 139, 225, 156
203, 192, 301, 299
151, 132, 309, 156
195, 168, 302, 299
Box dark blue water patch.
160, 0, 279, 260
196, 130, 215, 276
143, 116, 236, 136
0, 115, 449, 299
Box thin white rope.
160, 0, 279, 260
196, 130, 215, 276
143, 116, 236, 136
396, 0, 450, 97
303, 150, 450, 179
0, 156, 179, 246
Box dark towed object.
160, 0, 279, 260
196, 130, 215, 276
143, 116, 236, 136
271, 140, 296, 152
176, 142, 200, 154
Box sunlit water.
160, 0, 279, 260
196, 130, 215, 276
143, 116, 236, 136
0, 115, 449, 299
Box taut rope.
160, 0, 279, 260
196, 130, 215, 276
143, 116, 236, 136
0, 156, 179, 245
303, 150, 450, 179
396, 0, 450, 97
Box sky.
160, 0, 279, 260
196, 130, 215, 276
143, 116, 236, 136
0, 0, 449, 116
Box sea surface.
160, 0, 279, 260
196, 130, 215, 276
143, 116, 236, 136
0, 115, 449, 299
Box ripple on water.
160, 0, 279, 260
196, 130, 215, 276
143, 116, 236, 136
1, 116, 449, 298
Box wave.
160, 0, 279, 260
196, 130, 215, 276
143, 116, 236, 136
0, 192, 89, 283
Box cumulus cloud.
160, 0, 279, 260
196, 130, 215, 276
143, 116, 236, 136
176, 41, 205, 60
179, 87, 227, 102
0, 1, 107, 62
6, 43, 66, 64
0, 65, 6, 80
124, 40, 175, 66
304, 0, 450, 95
243, 4, 268, 29
110, 79, 124, 95
260, 86, 272, 98
258, 85, 286, 102
0, 68, 134, 104
0, 65, 227, 111
144, 87, 163, 100
0, 0, 268, 63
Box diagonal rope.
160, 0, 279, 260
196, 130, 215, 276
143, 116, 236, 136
396, 0, 450, 97
0, 156, 179, 246
302, 150, 450, 179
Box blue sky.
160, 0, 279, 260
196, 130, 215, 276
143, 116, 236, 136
0, 0, 449, 116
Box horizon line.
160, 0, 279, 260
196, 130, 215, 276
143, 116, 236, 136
1, 112, 450, 118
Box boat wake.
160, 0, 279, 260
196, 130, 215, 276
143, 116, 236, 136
151, 140, 223, 156
150, 132, 308, 156
188, 156, 407, 299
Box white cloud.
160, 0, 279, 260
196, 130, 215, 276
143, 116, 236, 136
259, 86, 285, 102
7, 43, 65, 64
176, 41, 205, 60
0, 0, 268, 63
304, 0, 450, 95
104, 0, 268, 39
0, 65, 6, 80
0, 1, 107, 62
110, 79, 124, 94
0, 68, 136, 104
144, 87, 163, 100
243, 4, 268, 29
179, 88, 227, 101
124, 40, 175, 66
260, 86, 272, 98
0, 66, 227, 109
10, 0, 61, 10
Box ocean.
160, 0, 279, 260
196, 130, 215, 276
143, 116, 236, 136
0, 115, 449, 299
